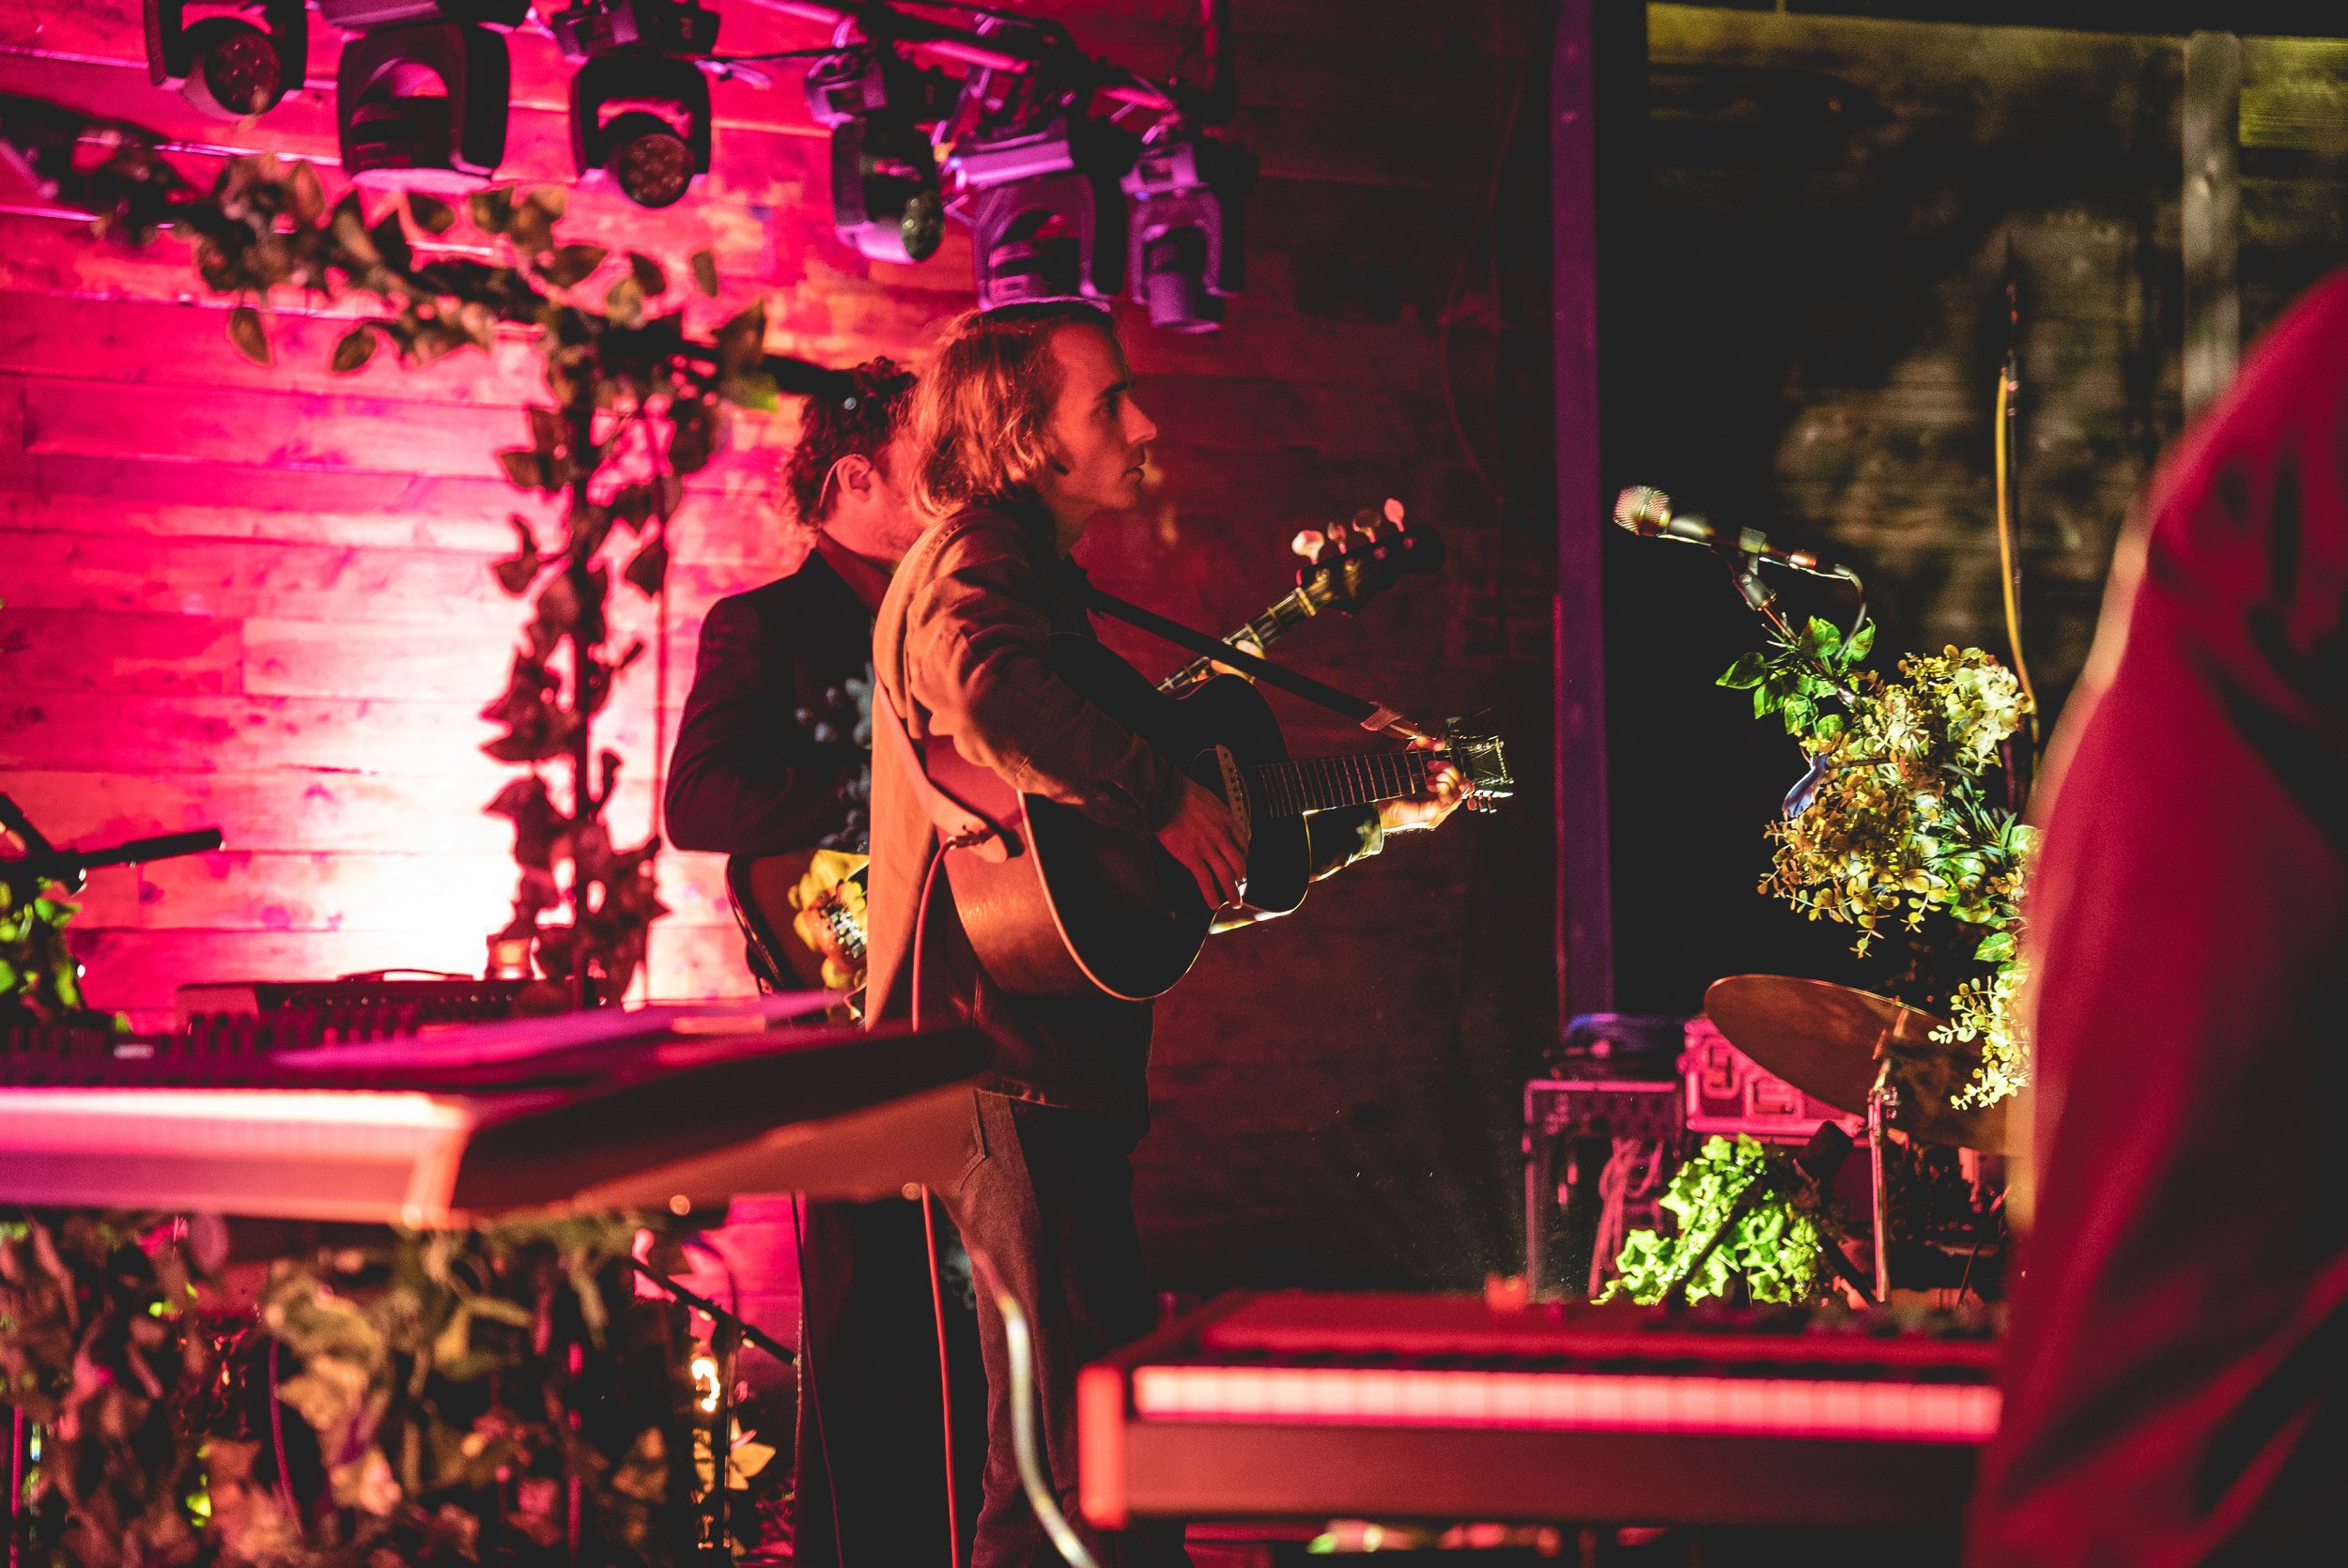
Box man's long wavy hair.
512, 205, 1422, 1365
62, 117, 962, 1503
906, 300, 1116, 523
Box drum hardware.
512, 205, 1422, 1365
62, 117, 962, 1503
1703, 976, 2006, 1303
1869, 1045, 1898, 1303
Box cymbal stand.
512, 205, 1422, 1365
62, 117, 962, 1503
1867, 1020, 1903, 1304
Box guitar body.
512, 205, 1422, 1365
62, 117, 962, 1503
931, 637, 1313, 1001
725, 849, 869, 992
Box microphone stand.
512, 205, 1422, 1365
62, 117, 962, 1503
626, 1259, 795, 1564
0, 793, 224, 894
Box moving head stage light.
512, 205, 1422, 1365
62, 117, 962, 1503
319, 0, 529, 190
806, 44, 959, 264
569, 48, 710, 208
948, 112, 1137, 309
145, 0, 308, 120
1124, 130, 1255, 332
550, 0, 720, 208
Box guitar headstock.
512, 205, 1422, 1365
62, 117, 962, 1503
1290, 498, 1445, 614
1434, 724, 1514, 811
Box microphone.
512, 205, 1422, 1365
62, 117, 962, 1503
1612, 485, 1858, 582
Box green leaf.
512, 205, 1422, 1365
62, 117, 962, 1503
527, 405, 567, 455
496, 449, 548, 490
718, 371, 780, 411
535, 243, 609, 289
714, 300, 766, 377
468, 186, 515, 235
564, 503, 613, 563
1720, 652, 1767, 690
368, 213, 413, 276
623, 535, 669, 597
688, 248, 719, 298
1973, 930, 2016, 962
408, 192, 456, 236
492, 515, 541, 594
286, 161, 327, 226
1805, 617, 1841, 656
610, 485, 653, 532
328, 191, 378, 266
666, 404, 712, 474
652, 473, 685, 522
329, 323, 376, 375
604, 274, 644, 328
1845, 619, 1876, 662
627, 252, 667, 298
227, 304, 271, 365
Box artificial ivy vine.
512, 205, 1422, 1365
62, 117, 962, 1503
35, 127, 842, 1004
0, 1209, 740, 1567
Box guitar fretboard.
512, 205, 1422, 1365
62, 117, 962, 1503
1249, 750, 1430, 819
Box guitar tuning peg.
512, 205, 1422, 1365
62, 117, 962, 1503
1383, 497, 1406, 527
1291, 529, 1325, 561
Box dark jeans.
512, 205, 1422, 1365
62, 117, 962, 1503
792, 1195, 980, 1568
949, 1091, 1192, 1568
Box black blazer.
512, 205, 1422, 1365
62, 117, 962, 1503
663, 552, 875, 857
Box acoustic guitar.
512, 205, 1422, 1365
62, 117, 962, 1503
723, 505, 1444, 994
931, 636, 1511, 1001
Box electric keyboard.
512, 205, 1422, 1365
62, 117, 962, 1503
1079, 1292, 1999, 1530
0, 997, 989, 1222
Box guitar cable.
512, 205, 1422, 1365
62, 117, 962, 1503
909, 845, 969, 1568
908, 830, 1099, 1568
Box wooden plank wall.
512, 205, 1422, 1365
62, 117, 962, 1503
0, 0, 1559, 1289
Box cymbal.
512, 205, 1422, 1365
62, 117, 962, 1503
1702, 975, 2008, 1153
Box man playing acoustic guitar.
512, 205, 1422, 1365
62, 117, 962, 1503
865, 301, 1461, 1568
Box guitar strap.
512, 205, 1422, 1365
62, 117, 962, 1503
872, 681, 1015, 864
1080, 584, 1428, 740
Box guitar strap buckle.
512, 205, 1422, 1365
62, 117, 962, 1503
873, 682, 1016, 864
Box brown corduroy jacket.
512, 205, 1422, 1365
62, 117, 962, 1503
862, 501, 1186, 1116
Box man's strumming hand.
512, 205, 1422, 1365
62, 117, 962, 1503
1157, 776, 1249, 910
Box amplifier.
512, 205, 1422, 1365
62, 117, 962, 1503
1523, 1078, 1680, 1300
1680, 1015, 1856, 1143
1524, 1079, 1681, 1145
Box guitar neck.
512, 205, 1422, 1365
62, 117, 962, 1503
1248, 750, 1429, 819
1160, 589, 1319, 691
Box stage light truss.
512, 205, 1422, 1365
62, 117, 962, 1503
143, 0, 1247, 325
